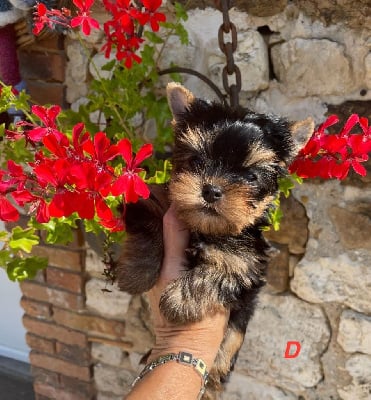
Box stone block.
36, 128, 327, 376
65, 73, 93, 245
223, 372, 296, 400
337, 354, 371, 400
94, 363, 134, 396
235, 292, 330, 392
271, 38, 353, 97
91, 343, 123, 366
329, 206, 371, 250
85, 278, 132, 319
337, 309, 371, 355
365, 53, 371, 89
291, 253, 371, 314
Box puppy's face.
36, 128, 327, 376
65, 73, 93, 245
166, 83, 314, 236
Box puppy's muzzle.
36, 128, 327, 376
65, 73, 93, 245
202, 183, 223, 203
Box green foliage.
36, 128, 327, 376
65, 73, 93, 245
32, 217, 77, 245
147, 159, 172, 184
9, 226, 40, 253
0, 227, 46, 281
266, 174, 304, 231
6, 257, 48, 282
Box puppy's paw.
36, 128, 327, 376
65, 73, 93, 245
159, 280, 204, 324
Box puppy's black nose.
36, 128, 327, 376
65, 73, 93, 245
202, 184, 223, 203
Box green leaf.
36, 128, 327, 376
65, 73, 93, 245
147, 159, 172, 184
0, 230, 9, 242
6, 256, 48, 282
101, 59, 117, 71
278, 176, 295, 198
144, 31, 164, 44
174, 2, 189, 21
174, 23, 189, 45
0, 249, 11, 265
9, 226, 39, 253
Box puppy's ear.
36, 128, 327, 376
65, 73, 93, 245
166, 82, 195, 122
290, 117, 315, 150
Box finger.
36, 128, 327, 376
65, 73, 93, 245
160, 204, 189, 283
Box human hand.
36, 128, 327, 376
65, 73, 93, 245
147, 205, 228, 368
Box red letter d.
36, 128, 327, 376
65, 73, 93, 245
284, 341, 301, 358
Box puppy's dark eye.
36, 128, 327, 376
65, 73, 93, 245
188, 155, 203, 169
243, 170, 258, 182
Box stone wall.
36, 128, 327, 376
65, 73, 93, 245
19, 1, 371, 399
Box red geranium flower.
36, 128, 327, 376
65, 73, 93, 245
111, 139, 152, 202
136, 0, 166, 31
71, 0, 100, 35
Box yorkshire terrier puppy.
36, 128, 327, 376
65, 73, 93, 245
118, 83, 313, 398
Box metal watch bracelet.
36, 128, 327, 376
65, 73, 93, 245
131, 351, 209, 399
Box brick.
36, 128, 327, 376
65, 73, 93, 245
28, 32, 64, 51
60, 375, 95, 398
53, 308, 126, 339
26, 333, 55, 354
23, 315, 87, 347
46, 267, 84, 294
26, 81, 66, 107
31, 366, 59, 387
20, 281, 49, 303
55, 342, 90, 366
30, 351, 92, 381
19, 51, 65, 82
34, 382, 91, 400
21, 297, 52, 319
20, 281, 85, 310
32, 245, 84, 271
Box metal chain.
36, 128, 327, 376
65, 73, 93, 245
216, 0, 241, 109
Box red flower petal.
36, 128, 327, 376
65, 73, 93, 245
117, 139, 133, 165
134, 143, 153, 166
340, 114, 359, 137
36, 199, 50, 223
351, 160, 367, 177
0, 195, 19, 222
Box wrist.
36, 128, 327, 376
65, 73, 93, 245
151, 313, 227, 367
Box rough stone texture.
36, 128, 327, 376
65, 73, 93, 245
223, 373, 296, 400
265, 195, 309, 255
291, 253, 371, 314
292, 0, 371, 29
337, 354, 371, 400
65, 39, 90, 103
271, 38, 352, 97
91, 343, 124, 366
337, 310, 371, 355
366, 53, 371, 89
235, 292, 330, 393
94, 363, 134, 396
85, 278, 132, 320
329, 206, 371, 250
